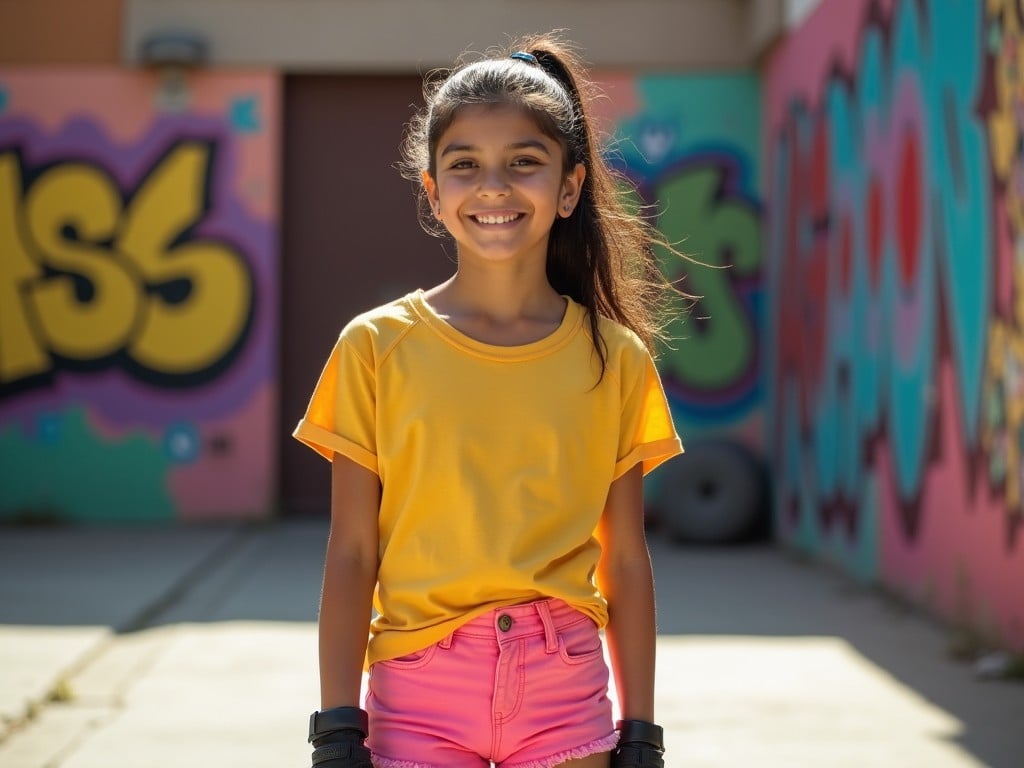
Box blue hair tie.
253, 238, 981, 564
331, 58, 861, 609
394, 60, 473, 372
510, 51, 539, 65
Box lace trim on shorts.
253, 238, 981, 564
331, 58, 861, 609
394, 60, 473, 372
370, 753, 435, 768
502, 732, 620, 768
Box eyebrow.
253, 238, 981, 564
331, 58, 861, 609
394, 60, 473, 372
439, 140, 552, 157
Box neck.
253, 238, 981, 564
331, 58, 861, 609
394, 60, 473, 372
427, 258, 563, 325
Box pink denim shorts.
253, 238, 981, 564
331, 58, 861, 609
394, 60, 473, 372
365, 599, 618, 768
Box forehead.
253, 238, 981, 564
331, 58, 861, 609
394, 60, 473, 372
437, 103, 559, 150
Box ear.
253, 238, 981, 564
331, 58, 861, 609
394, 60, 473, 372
559, 163, 586, 218
422, 170, 441, 217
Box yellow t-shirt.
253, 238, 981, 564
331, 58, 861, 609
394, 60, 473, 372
294, 290, 682, 666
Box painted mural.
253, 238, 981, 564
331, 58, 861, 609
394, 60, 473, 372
0, 70, 279, 521
595, 74, 763, 450
764, 0, 1023, 651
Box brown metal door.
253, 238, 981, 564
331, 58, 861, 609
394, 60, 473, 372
280, 75, 450, 515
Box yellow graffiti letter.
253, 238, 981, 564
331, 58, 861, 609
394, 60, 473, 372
118, 142, 251, 375
0, 152, 49, 383
25, 162, 137, 360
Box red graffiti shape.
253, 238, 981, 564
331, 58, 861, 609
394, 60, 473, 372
897, 131, 922, 290
867, 176, 884, 291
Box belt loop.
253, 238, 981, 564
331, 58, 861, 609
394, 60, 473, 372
439, 633, 453, 650
536, 600, 558, 654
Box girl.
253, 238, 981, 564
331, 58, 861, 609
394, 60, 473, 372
295, 31, 686, 768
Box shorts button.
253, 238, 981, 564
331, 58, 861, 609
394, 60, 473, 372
497, 614, 513, 632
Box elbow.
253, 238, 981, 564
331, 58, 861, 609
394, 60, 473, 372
598, 554, 654, 601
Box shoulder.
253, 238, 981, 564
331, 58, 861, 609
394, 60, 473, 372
337, 293, 421, 365
591, 312, 651, 364
580, 311, 658, 393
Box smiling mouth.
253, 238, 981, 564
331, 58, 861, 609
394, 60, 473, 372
472, 213, 523, 225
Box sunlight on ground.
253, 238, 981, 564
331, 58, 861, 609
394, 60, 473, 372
654, 636, 983, 767
0, 625, 111, 729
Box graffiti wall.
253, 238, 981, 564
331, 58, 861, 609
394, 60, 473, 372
764, 0, 1023, 650
0, 70, 279, 521
595, 73, 764, 450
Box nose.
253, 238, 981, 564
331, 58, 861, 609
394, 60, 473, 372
477, 166, 511, 197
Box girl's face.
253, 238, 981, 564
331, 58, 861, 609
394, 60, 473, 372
423, 103, 585, 268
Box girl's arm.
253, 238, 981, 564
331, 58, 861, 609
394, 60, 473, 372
318, 453, 381, 708
595, 463, 656, 722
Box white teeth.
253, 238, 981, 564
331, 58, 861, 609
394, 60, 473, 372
474, 213, 520, 224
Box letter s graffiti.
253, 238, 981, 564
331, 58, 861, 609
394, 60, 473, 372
0, 139, 253, 395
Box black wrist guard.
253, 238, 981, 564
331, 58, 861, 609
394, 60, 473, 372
308, 707, 372, 768
309, 707, 369, 743
611, 719, 665, 768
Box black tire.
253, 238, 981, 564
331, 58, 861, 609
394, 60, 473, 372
655, 439, 767, 544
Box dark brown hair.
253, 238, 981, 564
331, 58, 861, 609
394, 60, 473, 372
399, 31, 692, 372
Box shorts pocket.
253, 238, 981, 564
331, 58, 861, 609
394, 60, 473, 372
377, 642, 439, 670
557, 622, 604, 665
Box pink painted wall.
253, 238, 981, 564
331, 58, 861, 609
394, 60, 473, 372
763, 0, 1024, 651
0, 70, 280, 521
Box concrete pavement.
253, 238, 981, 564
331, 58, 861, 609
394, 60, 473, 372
0, 520, 1021, 767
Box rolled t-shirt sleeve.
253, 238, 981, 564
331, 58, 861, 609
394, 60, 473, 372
292, 328, 378, 474
613, 348, 683, 479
